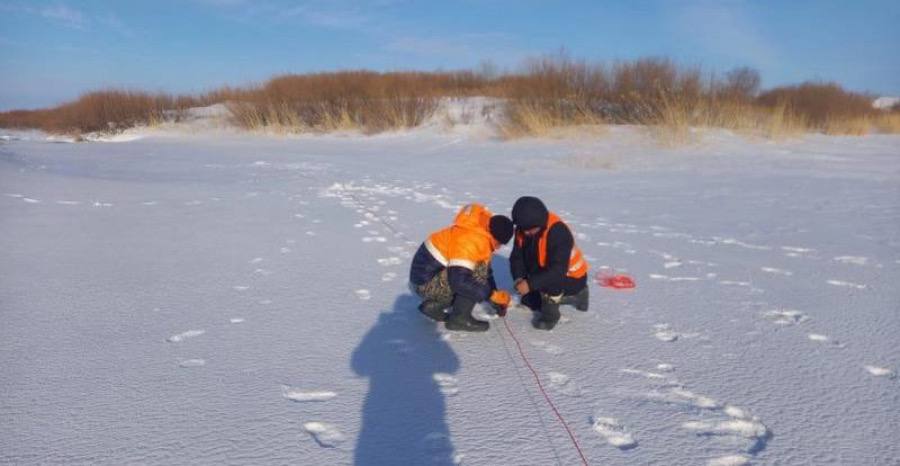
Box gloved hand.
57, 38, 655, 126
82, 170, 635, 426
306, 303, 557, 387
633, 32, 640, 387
490, 290, 511, 317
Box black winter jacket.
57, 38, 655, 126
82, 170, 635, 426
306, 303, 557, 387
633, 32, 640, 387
510, 222, 587, 296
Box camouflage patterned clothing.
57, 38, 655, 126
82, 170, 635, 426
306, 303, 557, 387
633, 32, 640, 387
414, 263, 491, 304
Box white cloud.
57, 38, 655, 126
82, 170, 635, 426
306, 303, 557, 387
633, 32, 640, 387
40, 4, 87, 29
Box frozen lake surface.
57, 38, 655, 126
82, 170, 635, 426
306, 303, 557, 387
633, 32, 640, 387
1, 126, 898, 465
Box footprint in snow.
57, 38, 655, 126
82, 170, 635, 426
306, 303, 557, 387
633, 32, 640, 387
834, 256, 868, 266
433, 373, 459, 396
762, 309, 809, 325
280, 247, 291, 254
653, 324, 702, 343
808, 333, 844, 347
547, 372, 581, 396
377, 257, 401, 266
681, 405, 770, 454
718, 280, 751, 287
178, 358, 206, 368
621, 368, 671, 382
303, 422, 346, 448
627, 364, 770, 456
827, 279, 867, 290
355, 289, 371, 300
282, 386, 337, 402
167, 329, 205, 343
653, 324, 679, 342
306, 230, 317, 236
530, 340, 564, 355
781, 246, 814, 254
362, 236, 387, 243
56, 200, 81, 205
761, 267, 793, 276
381, 272, 397, 282
649, 274, 701, 282
707, 456, 751, 466
22, 197, 41, 203
230, 318, 245, 324
864, 366, 895, 378
233, 285, 250, 291
591, 416, 637, 450
249, 257, 264, 264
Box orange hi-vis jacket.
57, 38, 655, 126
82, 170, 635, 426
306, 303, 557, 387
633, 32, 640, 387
425, 203, 498, 271
516, 212, 588, 279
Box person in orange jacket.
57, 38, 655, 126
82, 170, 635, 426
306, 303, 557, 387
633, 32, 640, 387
510, 196, 589, 330
409, 203, 514, 332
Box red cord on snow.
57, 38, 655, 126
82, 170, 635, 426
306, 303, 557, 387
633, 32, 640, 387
595, 272, 636, 289
501, 317, 589, 466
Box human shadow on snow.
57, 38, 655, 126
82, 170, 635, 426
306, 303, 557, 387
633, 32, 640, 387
351, 294, 459, 465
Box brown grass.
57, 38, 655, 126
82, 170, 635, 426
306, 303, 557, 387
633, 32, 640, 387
0, 57, 891, 140
757, 82, 876, 134
224, 71, 444, 133
0, 90, 201, 134
872, 113, 900, 133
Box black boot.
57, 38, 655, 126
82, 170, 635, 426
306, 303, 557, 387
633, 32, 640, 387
559, 287, 589, 311
445, 295, 489, 332
532, 294, 560, 330
418, 299, 451, 322
520, 291, 542, 311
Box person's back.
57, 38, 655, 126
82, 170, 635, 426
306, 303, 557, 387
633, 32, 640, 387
409, 203, 513, 331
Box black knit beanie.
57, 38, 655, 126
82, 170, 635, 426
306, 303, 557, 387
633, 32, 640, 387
489, 215, 514, 244
511, 196, 549, 230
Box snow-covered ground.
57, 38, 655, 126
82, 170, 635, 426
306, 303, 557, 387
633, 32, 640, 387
1, 115, 899, 465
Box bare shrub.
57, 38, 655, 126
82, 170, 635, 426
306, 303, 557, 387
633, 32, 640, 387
757, 82, 875, 133
0, 90, 196, 134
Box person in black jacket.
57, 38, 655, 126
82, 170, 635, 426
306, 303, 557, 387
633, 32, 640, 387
509, 196, 589, 330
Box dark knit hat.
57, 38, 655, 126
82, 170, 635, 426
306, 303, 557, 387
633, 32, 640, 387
489, 215, 514, 244
511, 196, 548, 230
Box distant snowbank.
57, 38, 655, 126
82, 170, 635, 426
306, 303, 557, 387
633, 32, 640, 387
873, 96, 899, 110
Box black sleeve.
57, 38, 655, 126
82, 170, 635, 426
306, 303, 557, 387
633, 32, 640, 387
448, 266, 492, 302
510, 235, 526, 281
526, 223, 573, 292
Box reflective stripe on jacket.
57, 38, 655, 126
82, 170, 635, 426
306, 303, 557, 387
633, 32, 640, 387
426, 203, 497, 271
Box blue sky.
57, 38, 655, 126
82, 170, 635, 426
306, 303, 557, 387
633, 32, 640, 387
1, 0, 898, 110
